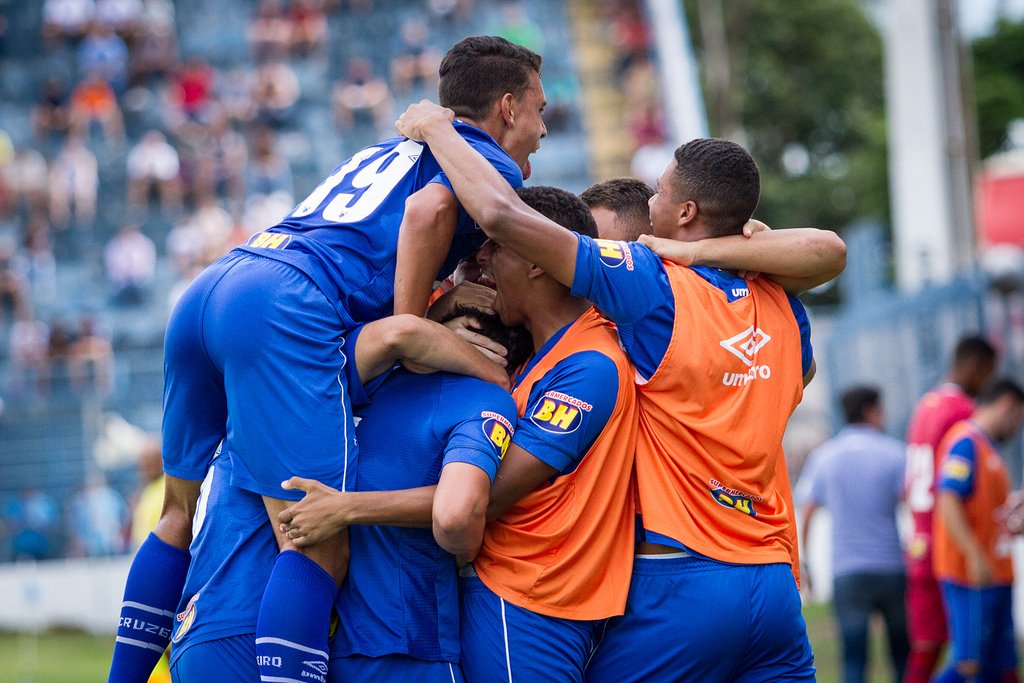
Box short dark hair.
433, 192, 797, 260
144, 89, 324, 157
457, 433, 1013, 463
580, 178, 654, 242
517, 186, 597, 238
953, 335, 997, 367
439, 36, 543, 120
443, 303, 533, 371
840, 385, 880, 424
978, 378, 1024, 406
671, 138, 760, 237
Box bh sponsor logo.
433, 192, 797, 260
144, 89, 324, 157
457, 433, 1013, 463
171, 593, 199, 644
709, 479, 761, 517
594, 239, 634, 270
481, 411, 514, 458
530, 391, 591, 434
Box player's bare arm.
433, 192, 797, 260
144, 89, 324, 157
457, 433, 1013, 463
639, 227, 847, 295
279, 478, 437, 547
397, 101, 580, 288
432, 462, 491, 560
356, 313, 510, 386
393, 184, 461, 317
936, 490, 995, 586
485, 442, 559, 522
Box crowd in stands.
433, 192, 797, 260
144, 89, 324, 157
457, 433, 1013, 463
0, 0, 593, 562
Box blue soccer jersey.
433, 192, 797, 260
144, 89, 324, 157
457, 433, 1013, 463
571, 236, 813, 381
332, 369, 517, 663
510, 324, 618, 474
237, 122, 523, 326
169, 368, 518, 671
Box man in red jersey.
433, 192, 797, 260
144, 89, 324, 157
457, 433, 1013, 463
904, 336, 997, 683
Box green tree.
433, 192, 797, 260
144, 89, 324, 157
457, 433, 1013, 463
685, 0, 889, 232
972, 17, 1024, 158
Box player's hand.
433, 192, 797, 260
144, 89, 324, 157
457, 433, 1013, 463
742, 219, 772, 238
278, 477, 349, 548
426, 282, 496, 322
966, 550, 995, 587
638, 234, 699, 266
736, 219, 771, 279
999, 490, 1024, 534
396, 100, 455, 141
443, 314, 508, 367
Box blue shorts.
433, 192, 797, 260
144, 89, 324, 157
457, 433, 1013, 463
329, 654, 464, 682
942, 582, 1017, 672
459, 573, 605, 683
171, 634, 256, 682
585, 555, 815, 683
162, 251, 357, 500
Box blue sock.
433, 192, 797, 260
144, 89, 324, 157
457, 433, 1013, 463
935, 665, 971, 683
108, 532, 190, 683
256, 550, 335, 683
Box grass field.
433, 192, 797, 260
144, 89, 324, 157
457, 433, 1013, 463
0, 604, 897, 682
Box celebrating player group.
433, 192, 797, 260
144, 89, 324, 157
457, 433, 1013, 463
108, 35, 847, 683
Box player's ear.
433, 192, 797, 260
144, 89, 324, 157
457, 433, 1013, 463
500, 92, 516, 127
677, 200, 698, 228
527, 263, 545, 280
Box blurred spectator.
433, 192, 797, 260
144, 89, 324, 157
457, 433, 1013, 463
252, 60, 301, 129
248, 0, 291, 63
333, 57, 392, 133
20, 217, 58, 314
0, 241, 31, 323
426, 0, 475, 23
246, 125, 293, 204
799, 386, 909, 683
191, 195, 234, 261
43, 0, 96, 47
127, 130, 181, 214
67, 314, 114, 396
69, 71, 126, 145
218, 67, 256, 124
129, 436, 163, 549
289, 0, 327, 59
95, 0, 144, 36
77, 22, 130, 92
32, 76, 73, 142
609, 0, 650, 76
8, 317, 50, 404
495, 0, 543, 53
130, 3, 177, 86
47, 318, 75, 383
1, 147, 49, 217
390, 19, 439, 95
166, 57, 216, 132
67, 472, 129, 557
104, 223, 156, 305
2, 488, 61, 561
201, 114, 248, 210
49, 133, 98, 228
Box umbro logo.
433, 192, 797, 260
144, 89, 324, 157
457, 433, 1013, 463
719, 326, 771, 367
303, 660, 329, 675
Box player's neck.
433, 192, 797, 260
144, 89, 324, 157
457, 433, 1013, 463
524, 295, 591, 353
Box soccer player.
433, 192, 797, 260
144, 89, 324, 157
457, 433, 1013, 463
580, 177, 654, 242
932, 379, 1024, 683
454, 187, 637, 682
394, 101, 846, 681
903, 335, 997, 683
109, 36, 544, 683
168, 312, 527, 682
